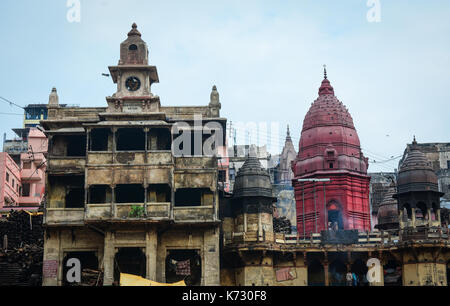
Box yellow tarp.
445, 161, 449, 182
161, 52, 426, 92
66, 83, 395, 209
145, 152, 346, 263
119, 273, 186, 286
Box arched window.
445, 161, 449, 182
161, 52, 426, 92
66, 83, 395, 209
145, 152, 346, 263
129, 44, 138, 51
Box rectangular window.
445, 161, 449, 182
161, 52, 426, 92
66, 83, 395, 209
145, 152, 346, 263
22, 183, 30, 197
23, 161, 32, 169
218, 170, 226, 183
6, 172, 9, 183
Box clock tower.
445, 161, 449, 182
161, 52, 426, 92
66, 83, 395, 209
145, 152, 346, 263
106, 23, 160, 113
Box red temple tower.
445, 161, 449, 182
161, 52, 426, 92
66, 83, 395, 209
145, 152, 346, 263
292, 68, 371, 237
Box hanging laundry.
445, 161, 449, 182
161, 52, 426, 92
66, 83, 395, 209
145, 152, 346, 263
176, 259, 191, 276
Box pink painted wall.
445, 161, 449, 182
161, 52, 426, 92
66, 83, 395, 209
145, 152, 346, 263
19, 129, 47, 207
0, 152, 22, 210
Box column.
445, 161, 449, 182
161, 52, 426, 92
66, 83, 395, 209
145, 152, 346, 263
412, 208, 416, 228
146, 229, 157, 281
103, 231, 115, 286
112, 128, 117, 164
203, 228, 220, 285
436, 209, 441, 225
323, 261, 329, 286
427, 208, 433, 227
110, 185, 116, 218
399, 209, 404, 229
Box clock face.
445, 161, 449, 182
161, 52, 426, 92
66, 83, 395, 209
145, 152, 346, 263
125, 76, 141, 91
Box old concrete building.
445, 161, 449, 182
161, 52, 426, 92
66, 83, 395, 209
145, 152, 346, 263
41, 24, 225, 286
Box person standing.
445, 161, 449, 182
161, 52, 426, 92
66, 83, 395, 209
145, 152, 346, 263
346, 271, 353, 286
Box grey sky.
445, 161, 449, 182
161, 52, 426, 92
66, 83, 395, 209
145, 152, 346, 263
0, 0, 449, 172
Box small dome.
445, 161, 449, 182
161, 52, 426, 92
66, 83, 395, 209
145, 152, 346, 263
397, 138, 440, 194
376, 183, 399, 230
233, 156, 273, 198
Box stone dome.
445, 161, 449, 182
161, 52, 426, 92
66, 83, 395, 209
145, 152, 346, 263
376, 183, 399, 230
397, 138, 440, 195
233, 156, 274, 199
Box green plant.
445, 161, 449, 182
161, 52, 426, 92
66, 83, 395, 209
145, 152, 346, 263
129, 205, 145, 218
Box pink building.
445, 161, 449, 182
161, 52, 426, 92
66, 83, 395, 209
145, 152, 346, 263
0, 128, 47, 215
0, 152, 22, 211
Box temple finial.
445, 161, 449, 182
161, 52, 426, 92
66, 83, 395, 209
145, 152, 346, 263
323, 64, 327, 79
287, 125, 290, 137
413, 135, 417, 145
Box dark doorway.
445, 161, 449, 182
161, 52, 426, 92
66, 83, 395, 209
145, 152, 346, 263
329, 258, 347, 286
383, 259, 402, 286
114, 248, 146, 283
65, 176, 85, 208
351, 259, 369, 286
90, 128, 111, 151
166, 249, 202, 286
116, 128, 145, 151
307, 258, 325, 286
89, 185, 111, 204
328, 201, 344, 230
63, 251, 98, 286
66, 135, 87, 157
175, 188, 207, 207
115, 184, 144, 203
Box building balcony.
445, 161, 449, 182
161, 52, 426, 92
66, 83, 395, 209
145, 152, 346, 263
174, 156, 216, 169
173, 206, 216, 222
45, 208, 85, 226
21, 168, 44, 181
87, 151, 173, 165
18, 196, 42, 206
48, 157, 86, 173
85, 202, 171, 222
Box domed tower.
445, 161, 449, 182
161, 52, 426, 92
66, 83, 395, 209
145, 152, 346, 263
292, 68, 371, 237
230, 156, 277, 242
375, 182, 399, 231
394, 137, 444, 229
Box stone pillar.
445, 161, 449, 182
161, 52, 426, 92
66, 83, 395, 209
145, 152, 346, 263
323, 262, 329, 286
428, 208, 433, 227
436, 209, 441, 225
42, 229, 60, 286
103, 231, 115, 286
399, 209, 404, 229
202, 228, 220, 285
146, 229, 157, 281
411, 209, 416, 228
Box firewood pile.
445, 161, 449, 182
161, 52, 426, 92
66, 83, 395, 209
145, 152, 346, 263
0, 211, 44, 286
0, 211, 44, 249
77, 269, 103, 286
273, 216, 292, 234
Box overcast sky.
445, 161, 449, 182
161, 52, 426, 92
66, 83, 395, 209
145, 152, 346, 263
0, 0, 449, 172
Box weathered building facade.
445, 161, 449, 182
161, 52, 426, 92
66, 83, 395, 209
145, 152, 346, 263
39, 24, 449, 287
41, 24, 225, 286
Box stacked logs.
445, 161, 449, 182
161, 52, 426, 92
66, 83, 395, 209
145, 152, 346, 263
273, 216, 292, 234
78, 269, 103, 286
0, 211, 44, 286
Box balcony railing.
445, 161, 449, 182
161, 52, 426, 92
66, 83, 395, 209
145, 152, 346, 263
87, 151, 172, 165
48, 157, 85, 172
85, 202, 171, 221
21, 168, 44, 180
173, 206, 215, 222
45, 208, 84, 225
